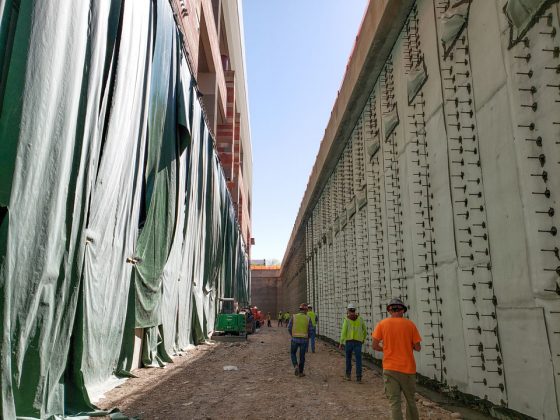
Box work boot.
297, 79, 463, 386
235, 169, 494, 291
298, 371, 306, 377
344, 374, 351, 381
356, 376, 362, 383
294, 365, 299, 376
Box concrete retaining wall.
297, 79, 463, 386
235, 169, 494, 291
283, 1, 560, 418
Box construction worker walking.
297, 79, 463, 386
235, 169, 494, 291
277, 311, 283, 327
339, 303, 367, 382
288, 303, 312, 377
306, 304, 318, 353
372, 298, 422, 420
283, 310, 290, 327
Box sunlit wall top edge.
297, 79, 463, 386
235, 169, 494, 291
280, 0, 415, 271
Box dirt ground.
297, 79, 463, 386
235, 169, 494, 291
97, 326, 465, 419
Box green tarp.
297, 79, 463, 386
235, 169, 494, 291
0, 0, 249, 418
504, 0, 558, 47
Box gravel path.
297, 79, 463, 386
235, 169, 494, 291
96, 326, 461, 419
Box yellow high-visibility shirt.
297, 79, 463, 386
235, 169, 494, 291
339, 316, 367, 343
307, 310, 317, 327
292, 313, 310, 338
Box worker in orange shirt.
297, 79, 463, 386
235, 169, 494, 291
372, 298, 421, 420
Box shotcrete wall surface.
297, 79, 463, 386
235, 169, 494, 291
250, 269, 280, 316
285, 1, 560, 418
281, 237, 308, 314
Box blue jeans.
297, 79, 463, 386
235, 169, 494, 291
290, 340, 308, 373
345, 340, 363, 378
309, 328, 316, 352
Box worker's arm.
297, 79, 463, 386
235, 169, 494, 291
372, 337, 383, 352
338, 319, 347, 349
287, 316, 293, 335
412, 324, 422, 352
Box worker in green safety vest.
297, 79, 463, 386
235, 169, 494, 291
283, 311, 290, 328
306, 304, 318, 353
339, 303, 367, 382
288, 303, 313, 377
277, 311, 283, 327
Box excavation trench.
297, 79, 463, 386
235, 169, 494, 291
96, 326, 473, 419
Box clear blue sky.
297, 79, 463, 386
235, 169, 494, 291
243, 1, 368, 262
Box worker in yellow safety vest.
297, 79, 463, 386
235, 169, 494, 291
339, 303, 367, 382
283, 310, 290, 328
277, 311, 283, 327
288, 303, 313, 377
306, 304, 318, 353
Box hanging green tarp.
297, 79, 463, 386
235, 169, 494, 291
67, 0, 154, 410
133, 0, 180, 330
0, 1, 101, 416
0, 0, 249, 418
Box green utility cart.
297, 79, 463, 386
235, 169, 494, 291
212, 298, 247, 341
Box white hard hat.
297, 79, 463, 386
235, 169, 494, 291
347, 303, 356, 310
